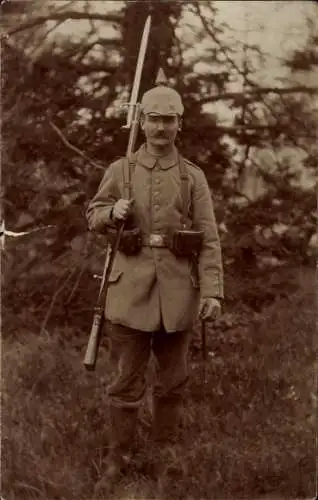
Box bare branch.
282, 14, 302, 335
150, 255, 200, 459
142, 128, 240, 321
199, 86, 318, 105
27, 20, 65, 58
48, 120, 104, 171
47, 1, 76, 14
215, 123, 301, 132
57, 37, 121, 65
214, 123, 317, 140
192, 2, 257, 86
40, 56, 118, 75
4, 11, 122, 38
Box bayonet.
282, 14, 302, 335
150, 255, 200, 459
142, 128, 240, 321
123, 15, 151, 130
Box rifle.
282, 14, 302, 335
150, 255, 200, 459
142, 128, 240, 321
83, 15, 151, 370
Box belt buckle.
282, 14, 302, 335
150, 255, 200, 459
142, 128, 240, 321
149, 234, 164, 247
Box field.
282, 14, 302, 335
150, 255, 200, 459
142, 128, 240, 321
2, 266, 316, 500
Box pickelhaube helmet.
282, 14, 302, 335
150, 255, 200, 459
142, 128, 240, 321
140, 68, 184, 116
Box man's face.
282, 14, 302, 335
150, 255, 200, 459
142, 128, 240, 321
140, 113, 181, 148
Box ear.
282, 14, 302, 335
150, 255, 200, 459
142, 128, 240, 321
178, 116, 183, 131
140, 114, 145, 130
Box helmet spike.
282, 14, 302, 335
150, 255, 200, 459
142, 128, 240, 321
155, 67, 168, 86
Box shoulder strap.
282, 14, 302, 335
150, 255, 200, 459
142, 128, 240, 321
178, 155, 190, 228
122, 155, 136, 199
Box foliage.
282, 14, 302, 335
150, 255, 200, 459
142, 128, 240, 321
2, 0, 317, 344
2, 267, 315, 499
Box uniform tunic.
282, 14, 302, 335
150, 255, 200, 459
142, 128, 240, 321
86, 144, 223, 333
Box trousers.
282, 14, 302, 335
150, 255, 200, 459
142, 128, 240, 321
106, 321, 192, 409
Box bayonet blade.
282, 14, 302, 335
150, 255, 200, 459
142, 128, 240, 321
124, 15, 151, 128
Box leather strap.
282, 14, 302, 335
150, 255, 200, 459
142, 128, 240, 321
178, 155, 190, 228
122, 156, 136, 199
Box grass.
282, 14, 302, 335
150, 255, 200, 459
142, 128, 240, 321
2, 266, 316, 500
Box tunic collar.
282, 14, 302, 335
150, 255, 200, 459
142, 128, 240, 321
135, 143, 178, 170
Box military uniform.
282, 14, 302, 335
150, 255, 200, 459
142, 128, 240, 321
86, 83, 223, 479
87, 144, 223, 333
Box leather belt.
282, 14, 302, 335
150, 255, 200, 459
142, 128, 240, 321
143, 233, 167, 248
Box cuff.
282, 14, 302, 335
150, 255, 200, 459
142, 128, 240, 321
200, 272, 224, 299
89, 206, 117, 232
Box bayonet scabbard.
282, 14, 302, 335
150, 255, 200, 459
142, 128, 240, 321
83, 308, 104, 371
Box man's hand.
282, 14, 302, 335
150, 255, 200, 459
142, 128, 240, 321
112, 199, 134, 221
198, 297, 222, 321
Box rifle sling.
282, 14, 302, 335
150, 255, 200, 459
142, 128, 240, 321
178, 155, 190, 228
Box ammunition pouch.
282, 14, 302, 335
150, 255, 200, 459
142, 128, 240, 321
107, 226, 143, 256
165, 155, 204, 258
166, 228, 204, 258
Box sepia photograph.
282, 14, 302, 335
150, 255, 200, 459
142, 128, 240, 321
1, 1, 317, 499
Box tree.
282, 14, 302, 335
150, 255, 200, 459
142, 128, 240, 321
1, 1, 317, 337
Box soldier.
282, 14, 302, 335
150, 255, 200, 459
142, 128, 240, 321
86, 78, 224, 480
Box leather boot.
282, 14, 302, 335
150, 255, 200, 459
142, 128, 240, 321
151, 396, 186, 478
104, 405, 138, 481
152, 395, 182, 444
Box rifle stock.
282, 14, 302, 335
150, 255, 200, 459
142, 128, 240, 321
83, 224, 124, 371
